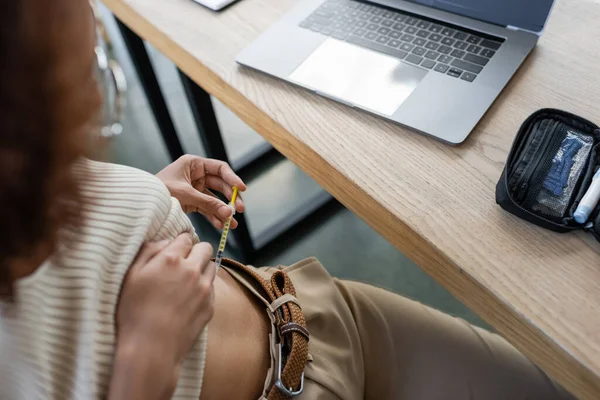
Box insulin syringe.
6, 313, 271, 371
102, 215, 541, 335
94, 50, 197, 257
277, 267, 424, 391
214, 186, 238, 270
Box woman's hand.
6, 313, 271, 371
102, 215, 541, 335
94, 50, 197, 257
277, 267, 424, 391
109, 234, 216, 400
156, 155, 247, 230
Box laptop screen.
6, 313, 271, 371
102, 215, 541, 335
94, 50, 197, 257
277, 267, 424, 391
407, 0, 555, 33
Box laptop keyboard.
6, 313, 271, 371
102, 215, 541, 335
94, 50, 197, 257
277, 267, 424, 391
299, 0, 503, 83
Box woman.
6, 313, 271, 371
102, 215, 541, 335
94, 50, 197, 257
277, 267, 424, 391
0, 0, 575, 399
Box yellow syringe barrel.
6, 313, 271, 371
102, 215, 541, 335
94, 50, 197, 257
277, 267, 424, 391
215, 186, 238, 269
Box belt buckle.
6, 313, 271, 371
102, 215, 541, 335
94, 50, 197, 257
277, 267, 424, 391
274, 343, 304, 397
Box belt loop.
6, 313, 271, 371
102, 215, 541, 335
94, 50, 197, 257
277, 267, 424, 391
270, 293, 301, 312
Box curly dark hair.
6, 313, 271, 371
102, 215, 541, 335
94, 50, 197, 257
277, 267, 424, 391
0, 0, 101, 299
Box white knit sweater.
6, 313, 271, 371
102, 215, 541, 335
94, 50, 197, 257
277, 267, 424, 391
0, 159, 207, 399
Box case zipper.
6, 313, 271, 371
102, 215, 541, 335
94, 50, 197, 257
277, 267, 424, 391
584, 222, 600, 241
513, 121, 558, 203
506, 184, 581, 230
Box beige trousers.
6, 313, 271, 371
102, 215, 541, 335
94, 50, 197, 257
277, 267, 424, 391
224, 258, 574, 400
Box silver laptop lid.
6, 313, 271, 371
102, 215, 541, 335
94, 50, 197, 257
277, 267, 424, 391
403, 0, 555, 33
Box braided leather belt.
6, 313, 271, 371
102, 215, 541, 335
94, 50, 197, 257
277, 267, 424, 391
219, 258, 310, 399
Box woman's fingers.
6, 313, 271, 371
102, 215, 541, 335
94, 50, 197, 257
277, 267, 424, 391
201, 158, 247, 191
186, 242, 217, 321
137, 239, 170, 264
158, 233, 194, 264
200, 190, 239, 229
201, 188, 220, 201
179, 182, 242, 229
202, 212, 237, 230
201, 187, 243, 220
181, 187, 232, 221
188, 242, 216, 280
128, 239, 170, 276
203, 176, 245, 213
192, 288, 215, 333
204, 176, 232, 199
205, 214, 224, 230
187, 242, 214, 271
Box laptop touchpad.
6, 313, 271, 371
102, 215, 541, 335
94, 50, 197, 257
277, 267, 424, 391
289, 38, 427, 116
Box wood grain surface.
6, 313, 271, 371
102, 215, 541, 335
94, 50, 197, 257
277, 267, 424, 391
101, 0, 600, 398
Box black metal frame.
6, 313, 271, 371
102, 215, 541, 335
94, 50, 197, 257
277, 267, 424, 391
116, 17, 336, 261
116, 19, 184, 161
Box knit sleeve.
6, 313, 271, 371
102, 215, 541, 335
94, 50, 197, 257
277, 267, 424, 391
148, 196, 201, 245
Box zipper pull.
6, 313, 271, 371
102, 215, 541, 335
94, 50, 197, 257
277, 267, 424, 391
583, 222, 600, 243
515, 182, 528, 202
593, 128, 600, 141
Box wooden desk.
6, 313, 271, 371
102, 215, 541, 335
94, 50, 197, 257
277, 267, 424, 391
101, 0, 600, 398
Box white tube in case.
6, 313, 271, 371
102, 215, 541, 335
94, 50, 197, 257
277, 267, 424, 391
574, 169, 600, 223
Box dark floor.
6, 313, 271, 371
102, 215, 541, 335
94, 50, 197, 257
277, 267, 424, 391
99, 4, 485, 327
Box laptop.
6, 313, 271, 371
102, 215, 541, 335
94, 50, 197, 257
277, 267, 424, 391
192, 0, 237, 11
236, 0, 555, 144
